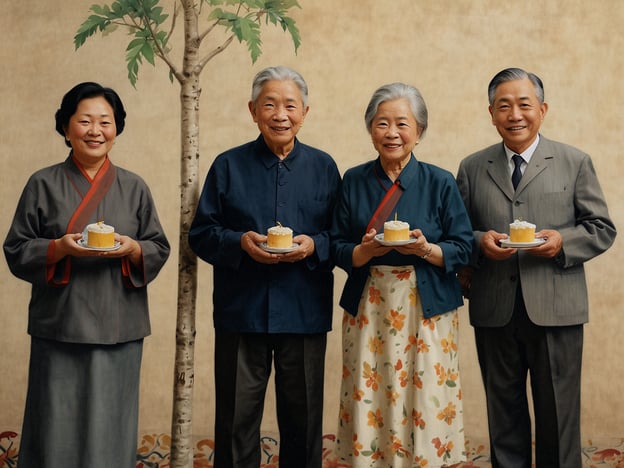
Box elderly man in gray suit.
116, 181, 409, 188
456, 67, 616, 468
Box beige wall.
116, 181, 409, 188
2, 0, 623, 443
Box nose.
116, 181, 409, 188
386, 125, 400, 137
87, 123, 102, 134
509, 105, 523, 120
272, 105, 288, 120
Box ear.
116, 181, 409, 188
540, 102, 549, 121
488, 105, 496, 125
248, 101, 258, 123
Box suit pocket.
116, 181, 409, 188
552, 265, 588, 321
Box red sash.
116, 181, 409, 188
46, 158, 117, 286
366, 179, 404, 233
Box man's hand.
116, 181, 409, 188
526, 229, 563, 258
480, 230, 518, 260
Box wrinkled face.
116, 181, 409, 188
249, 79, 308, 156
489, 77, 548, 154
65, 96, 117, 165
371, 98, 422, 165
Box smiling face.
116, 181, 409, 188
248, 79, 309, 158
371, 98, 422, 168
489, 77, 548, 154
65, 96, 117, 167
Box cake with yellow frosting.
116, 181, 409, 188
85, 222, 115, 248
267, 224, 293, 249
383, 220, 410, 242
509, 219, 536, 243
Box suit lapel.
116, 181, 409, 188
515, 138, 551, 194
486, 145, 515, 201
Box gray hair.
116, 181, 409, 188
488, 67, 545, 105
250, 66, 309, 107
364, 82, 428, 139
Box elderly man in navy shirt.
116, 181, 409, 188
189, 66, 341, 468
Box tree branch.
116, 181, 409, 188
166, 1, 180, 47
196, 34, 235, 73
198, 20, 219, 42
141, 6, 185, 84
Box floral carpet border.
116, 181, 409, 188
2, 431, 623, 467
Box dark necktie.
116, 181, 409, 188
512, 154, 523, 190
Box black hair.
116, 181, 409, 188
55, 82, 126, 147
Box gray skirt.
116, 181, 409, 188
18, 337, 143, 468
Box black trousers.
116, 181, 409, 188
475, 287, 583, 468
214, 332, 327, 468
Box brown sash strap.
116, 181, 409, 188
46, 158, 117, 286
366, 179, 404, 233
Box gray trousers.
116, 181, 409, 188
475, 286, 583, 468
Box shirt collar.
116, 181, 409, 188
374, 153, 418, 189
504, 134, 540, 165
255, 135, 300, 169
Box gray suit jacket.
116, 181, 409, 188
456, 136, 616, 327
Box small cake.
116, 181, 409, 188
267, 224, 293, 249
85, 221, 115, 248
509, 219, 536, 243
383, 220, 410, 242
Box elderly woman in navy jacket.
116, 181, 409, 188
331, 82, 472, 467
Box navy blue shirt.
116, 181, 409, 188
189, 136, 341, 333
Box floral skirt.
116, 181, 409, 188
335, 265, 466, 467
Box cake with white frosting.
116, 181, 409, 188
509, 219, 536, 243
267, 224, 293, 249
383, 220, 410, 242
85, 221, 115, 248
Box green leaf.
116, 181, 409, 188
280, 16, 300, 52
102, 22, 120, 37
74, 14, 111, 49
141, 41, 156, 65
125, 37, 145, 87
75, 0, 303, 86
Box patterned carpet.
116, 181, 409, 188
1, 431, 623, 467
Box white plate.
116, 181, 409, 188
78, 239, 121, 251
500, 238, 546, 249
259, 242, 300, 253
374, 233, 418, 247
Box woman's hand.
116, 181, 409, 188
54, 233, 143, 266
394, 229, 444, 267
53, 233, 88, 261
101, 235, 143, 266
352, 229, 392, 267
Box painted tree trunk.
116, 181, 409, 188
170, 2, 201, 466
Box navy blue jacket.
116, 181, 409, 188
331, 155, 473, 317
189, 136, 341, 333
